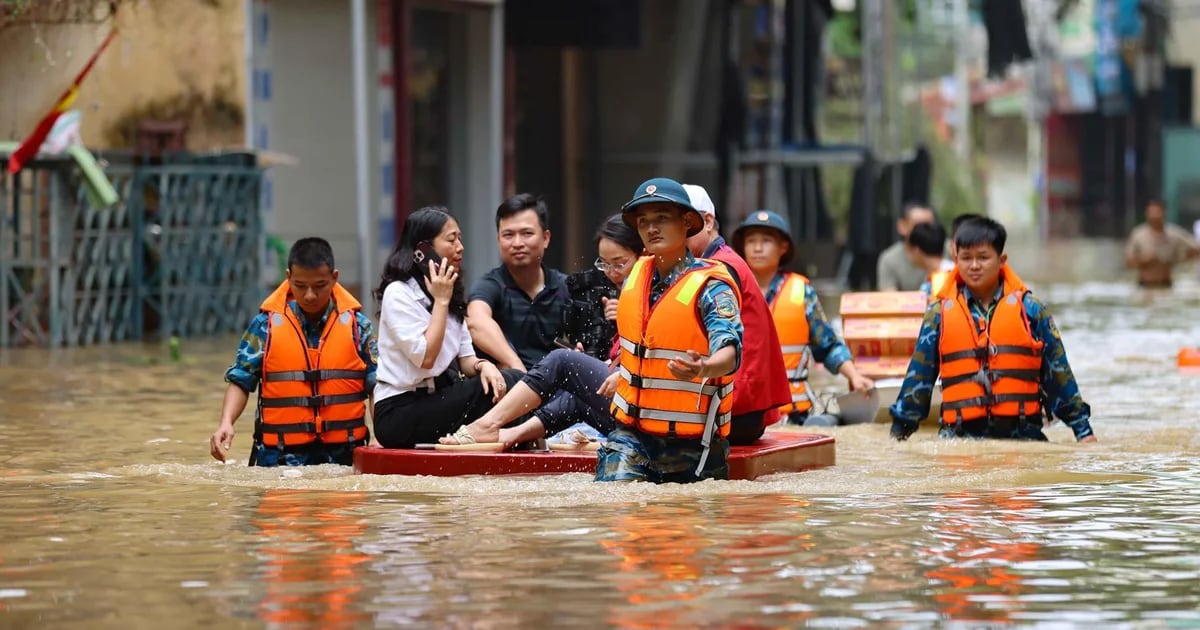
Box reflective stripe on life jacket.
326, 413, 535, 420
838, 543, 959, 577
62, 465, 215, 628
257, 280, 369, 448
938, 265, 1043, 431
611, 256, 740, 452
769, 272, 814, 416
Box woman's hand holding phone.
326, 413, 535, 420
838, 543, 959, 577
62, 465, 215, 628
425, 257, 457, 305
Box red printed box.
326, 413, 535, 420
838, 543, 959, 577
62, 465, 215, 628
842, 317, 922, 356
839, 291, 928, 318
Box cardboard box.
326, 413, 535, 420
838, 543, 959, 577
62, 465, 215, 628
839, 291, 928, 317
842, 317, 922, 357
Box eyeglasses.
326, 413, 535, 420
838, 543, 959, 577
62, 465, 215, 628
594, 257, 633, 273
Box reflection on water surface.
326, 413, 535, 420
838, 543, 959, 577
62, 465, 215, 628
1, 277, 1199, 626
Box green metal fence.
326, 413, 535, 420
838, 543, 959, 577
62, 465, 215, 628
1, 152, 263, 347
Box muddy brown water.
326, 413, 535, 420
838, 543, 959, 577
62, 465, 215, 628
1, 275, 1199, 627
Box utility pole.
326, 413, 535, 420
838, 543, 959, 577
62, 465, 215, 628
953, 0, 972, 168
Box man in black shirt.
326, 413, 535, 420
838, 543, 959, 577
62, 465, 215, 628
467, 194, 570, 371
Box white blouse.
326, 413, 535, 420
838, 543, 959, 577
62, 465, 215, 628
374, 277, 475, 402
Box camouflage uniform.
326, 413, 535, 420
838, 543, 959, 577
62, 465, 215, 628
595, 253, 743, 482
225, 299, 378, 465
889, 282, 1093, 441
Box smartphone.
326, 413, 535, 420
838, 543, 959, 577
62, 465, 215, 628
413, 241, 442, 270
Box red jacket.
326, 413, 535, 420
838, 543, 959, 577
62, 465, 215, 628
708, 243, 792, 423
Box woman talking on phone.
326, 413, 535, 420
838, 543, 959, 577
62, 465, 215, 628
372, 206, 524, 448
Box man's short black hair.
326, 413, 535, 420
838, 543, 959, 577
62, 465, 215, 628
907, 221, 946, 257
496, 193, 549, 231
1145, 197, 1166, 209
950, 213, 984, 237
288, 237, 335, 271
954, 216, 1007, 254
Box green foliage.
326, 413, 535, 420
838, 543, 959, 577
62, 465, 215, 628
818, 110, 985, 234
926, 128, 987, 222
827, 0, 919, 57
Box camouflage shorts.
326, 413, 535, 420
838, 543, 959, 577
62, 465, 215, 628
594, 426, 729, 483
251, 441, 363, 467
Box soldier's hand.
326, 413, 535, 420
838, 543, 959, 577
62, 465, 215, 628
890, 419, 917, 442
210, 423, 235, 462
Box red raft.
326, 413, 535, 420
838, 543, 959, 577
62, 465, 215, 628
354, 432, 835, 480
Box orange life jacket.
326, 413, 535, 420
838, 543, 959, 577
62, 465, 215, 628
768, 272, 814, 416
257, 280, 369, 448
928, 270, 952, 304
611, 256, 740, 446
937, 265, 1043, 429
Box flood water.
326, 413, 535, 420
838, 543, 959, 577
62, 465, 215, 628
2, 269, 1200, 627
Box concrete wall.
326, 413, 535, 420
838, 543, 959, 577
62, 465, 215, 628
0, 0, 244, 150
253, 1, 504, 302
256, 0, 384, 298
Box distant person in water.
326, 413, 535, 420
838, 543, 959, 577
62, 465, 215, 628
1124, 198, 1200, 288
877, 202, 937, 291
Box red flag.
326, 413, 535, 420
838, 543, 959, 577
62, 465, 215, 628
7, 29, 118, 174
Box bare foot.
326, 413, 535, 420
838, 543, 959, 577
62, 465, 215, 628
497, 427, 522, 449
496, 418, 548, 449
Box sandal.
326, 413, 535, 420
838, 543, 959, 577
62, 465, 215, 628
434, 425, 505, 452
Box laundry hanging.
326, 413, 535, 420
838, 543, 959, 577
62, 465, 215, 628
982, 0, 1034, 78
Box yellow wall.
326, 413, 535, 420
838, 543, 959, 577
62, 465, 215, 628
0, 0, 245, 150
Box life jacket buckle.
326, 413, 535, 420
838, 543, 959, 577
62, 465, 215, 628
970, 371, 994, 397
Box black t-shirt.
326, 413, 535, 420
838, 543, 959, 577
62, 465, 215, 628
468, 264, 570, 369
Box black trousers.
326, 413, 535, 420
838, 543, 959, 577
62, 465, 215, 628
727, 411, 767, 446
374, 369, 523, 448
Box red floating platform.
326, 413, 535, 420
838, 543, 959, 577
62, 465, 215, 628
353, 432, 835, 480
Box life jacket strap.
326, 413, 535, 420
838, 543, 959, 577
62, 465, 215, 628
265, 369, 366, 383
617, 366, 731, 396
695, 379, 732, 477
780, 345, 811, 381
259, 392, 368, 409
612, 391, 732, 426
618, 337, 706, 362
942, 368, 1040, 389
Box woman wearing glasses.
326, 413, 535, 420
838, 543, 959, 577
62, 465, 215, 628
439, 215, 644, 447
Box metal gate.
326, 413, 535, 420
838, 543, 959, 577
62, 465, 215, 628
1, 153, 263, 347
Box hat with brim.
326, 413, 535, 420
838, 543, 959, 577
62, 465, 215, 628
732, 209, 795, 265
621, 177, 704, 237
